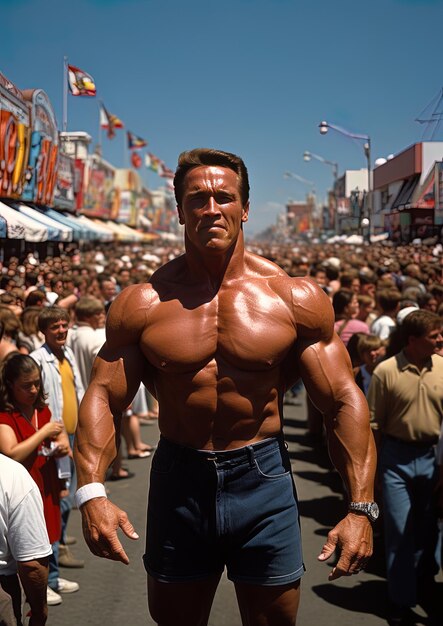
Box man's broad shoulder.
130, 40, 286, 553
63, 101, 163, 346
289, 276, 334, 339
106, 283, 156, 341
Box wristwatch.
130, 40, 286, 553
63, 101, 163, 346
349, 501, 379, 522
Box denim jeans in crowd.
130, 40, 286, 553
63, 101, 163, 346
380, 435, 441, 608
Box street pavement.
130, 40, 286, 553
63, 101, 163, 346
51, 391, 442, 625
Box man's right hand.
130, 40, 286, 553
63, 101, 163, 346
80, 497, 139, 564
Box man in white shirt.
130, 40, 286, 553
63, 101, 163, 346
0, 454, 52, 625
66, 296, 105, 389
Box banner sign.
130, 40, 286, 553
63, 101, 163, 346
81, 154, 117, 219
53, 152, 75, 211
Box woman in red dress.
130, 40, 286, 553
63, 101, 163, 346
0, 354, 69, 543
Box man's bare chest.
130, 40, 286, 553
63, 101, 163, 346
140, 287, 296, 373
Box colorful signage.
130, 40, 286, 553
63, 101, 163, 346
53, 152, 75, 211
113, 169, 142, 225
81, 154, 117, 219
22, 89, 59, 205
0, 71, 31, 198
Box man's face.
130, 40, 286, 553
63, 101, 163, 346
88, 310, 105, 330
177, 166, 249, 252
44, 319, 69, 352
361, 282, 375, 297
351, 278, 361, 294
312, 271, 328, 287
410, 326, 443, 360
53, 280, 63, 295
100, 281, 116, 301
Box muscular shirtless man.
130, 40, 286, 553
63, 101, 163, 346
74, 148, 377, 626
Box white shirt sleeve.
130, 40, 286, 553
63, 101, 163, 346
7, 467, 52, 563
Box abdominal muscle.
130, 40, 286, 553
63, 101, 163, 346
153, 360, 284, 450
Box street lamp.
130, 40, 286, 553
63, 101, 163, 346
303, 151, 338, 233
303, 151, 338, 180
319, 120, 372, 241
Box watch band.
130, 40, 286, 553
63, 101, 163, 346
348, 500, 379, 521
75, 483, 107, 508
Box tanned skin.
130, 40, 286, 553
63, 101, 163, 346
75, 164, 376, 626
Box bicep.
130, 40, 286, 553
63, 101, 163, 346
297, 334, 360, 415
85, 342, 147, 414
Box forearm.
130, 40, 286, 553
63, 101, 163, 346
4, 431, 48, 463
324, 385, 376, 502
17, 558, 48, 624
57, 293, 78, 309
74, 385, 122, 487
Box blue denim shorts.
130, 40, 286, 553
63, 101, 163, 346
143, 435, 304, 586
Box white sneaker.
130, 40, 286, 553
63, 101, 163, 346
47, 586, 62, 605
57, 577, 79, 593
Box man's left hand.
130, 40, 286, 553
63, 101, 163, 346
317, 513, 373, 580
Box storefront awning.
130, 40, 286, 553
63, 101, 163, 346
58, 212, 99, 241
0, 201, 48, 241
76, 215, 114, 241
102, 220, 128, 240
16, 204, 73, 242
42, 207, 91, 241
0, 215, 6, 238
391, 175, 420, 210
105, 221, 144, 242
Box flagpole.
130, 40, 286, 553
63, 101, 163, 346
63, 56, 68, 132
124, 135, 128, 168
98, 102, 102, 155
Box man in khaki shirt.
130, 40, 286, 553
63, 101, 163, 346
367, 310, 443, 625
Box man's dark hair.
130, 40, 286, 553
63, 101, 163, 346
376, 289, 401, 313
37, 306, 70, 333
359, 270, 377, 286
430, 284, 443, 299
24, 290, 46, 307
416, 291, 436, 309
75, 297, 104, 321
173, 148, 250, 207
98, 274, 114, 288
401, 310, 442, 344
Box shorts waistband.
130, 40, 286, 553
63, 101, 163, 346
158, 435, 284, 467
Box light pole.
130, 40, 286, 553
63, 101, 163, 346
319, 120, 372, 241
283, 171, 316, 192
303, 151, 338, 233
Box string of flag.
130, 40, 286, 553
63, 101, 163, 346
66, 60, 174, 181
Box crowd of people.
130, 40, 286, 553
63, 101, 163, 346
0, 235, 442, 625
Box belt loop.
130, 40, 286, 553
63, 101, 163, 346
246, 445, 255, 467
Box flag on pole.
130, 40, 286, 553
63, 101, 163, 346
99, 102, 124, 139
131, 151, 142, 169
127, 131, 147, 149
67, 64, 96, 96
145, 152, 174, 178
160, 164, 175, 179
146, 152, 161, 172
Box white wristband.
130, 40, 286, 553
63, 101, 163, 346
75, 483, 107, 508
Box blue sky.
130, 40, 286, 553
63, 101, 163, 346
1, 0, 443, 234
